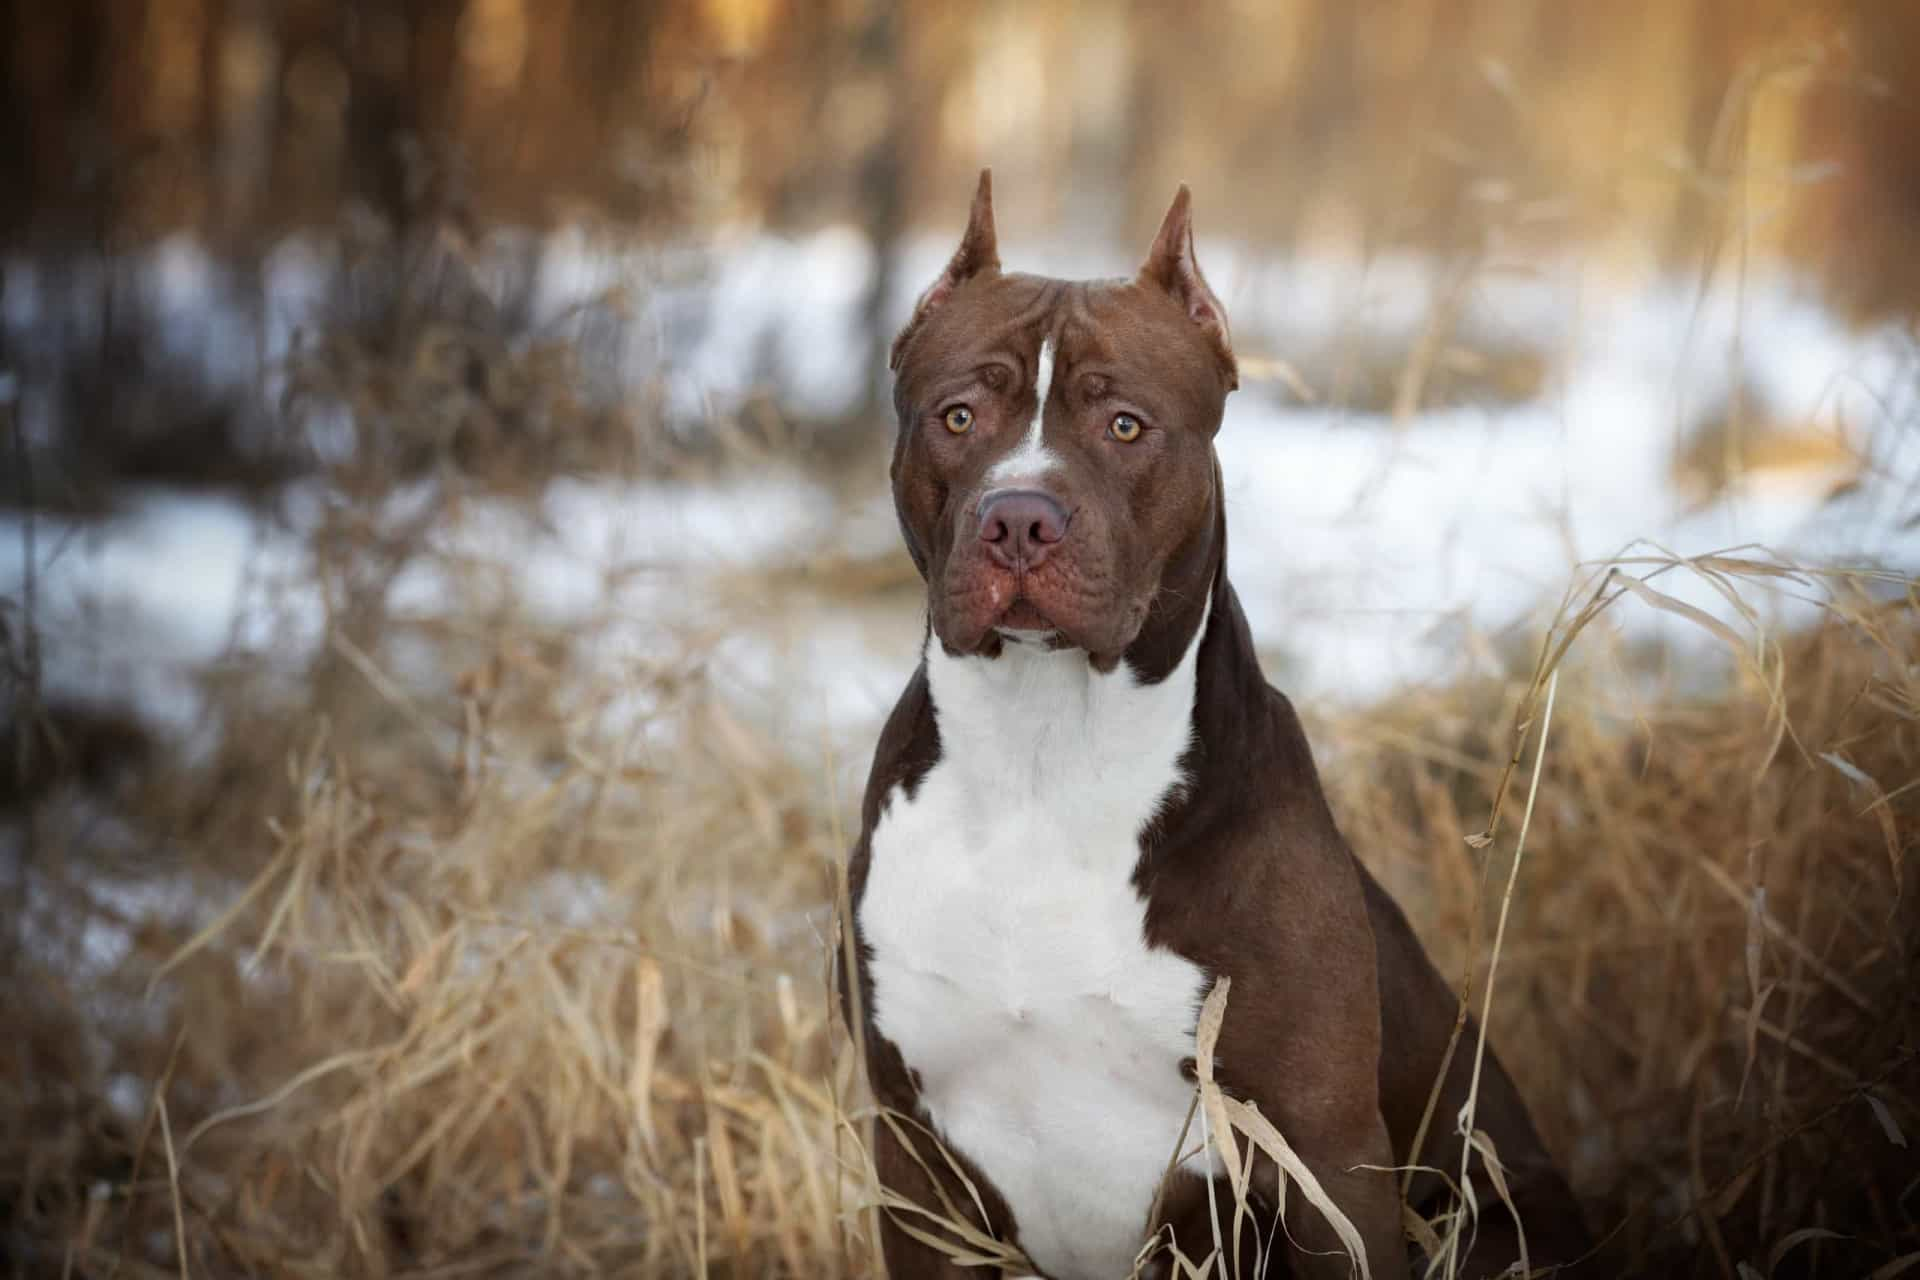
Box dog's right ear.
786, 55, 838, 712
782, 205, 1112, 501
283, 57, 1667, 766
889, 169, 1000, 371
1139, 185, 1237, 391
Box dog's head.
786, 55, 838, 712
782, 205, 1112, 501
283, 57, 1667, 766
887, 171, 1237, 671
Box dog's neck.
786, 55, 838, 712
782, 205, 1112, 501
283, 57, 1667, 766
920, 585, 1214, 811
919, 520, 1253, 810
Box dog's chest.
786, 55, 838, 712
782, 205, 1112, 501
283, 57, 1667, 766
860, 639, 1213, 1280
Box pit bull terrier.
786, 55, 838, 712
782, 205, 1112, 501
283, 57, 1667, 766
843, 172, 1591, 1279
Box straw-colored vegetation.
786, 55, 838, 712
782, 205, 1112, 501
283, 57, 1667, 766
7, 382, 1916, 1279
5, 6, 1918, 1262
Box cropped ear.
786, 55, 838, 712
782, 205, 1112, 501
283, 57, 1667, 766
889, 169, 1000, 371
1138, 185, 1237, 390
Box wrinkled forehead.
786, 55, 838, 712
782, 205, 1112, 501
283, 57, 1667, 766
895, 271, 1230, 410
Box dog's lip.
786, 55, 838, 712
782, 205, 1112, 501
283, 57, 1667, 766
998, 596, 1052, 628
936, 564, 1116, 655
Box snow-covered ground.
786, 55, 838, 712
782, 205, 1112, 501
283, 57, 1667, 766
3, 227, 1917, 773
4, 228, 1917, 1080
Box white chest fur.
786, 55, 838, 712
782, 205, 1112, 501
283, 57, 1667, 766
861, 615, 1216, 1280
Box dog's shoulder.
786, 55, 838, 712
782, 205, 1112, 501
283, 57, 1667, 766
849, 660, 938, 890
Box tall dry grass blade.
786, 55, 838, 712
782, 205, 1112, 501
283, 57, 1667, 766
829, 852, 876, 1273
1763, 1225, 1847, 1275
1145, 1090, 1203, 1258
1199, 970, 1374, 1280
629, 955, 668, 1159
866, 1109, 1034, 1271
705, 1087, 751, 1269
1218, 1097, 1373, 1280
1196, 1092, 1229, 1275
112, 1028, 189, 1280
694, 1134, 709, 1277
1452, 670, 1558, 1278
1402, 999, 1469, 1207
144, 840, 291, 997
1610, 571, 1751, 660
157, 1098, 190, 1280
864, 1157, 1031, 1271
1695, 858, 1872, 1012
1402, 1201, 1445, 1263
1467, 568, 1606, 850
179, 1047, 379, 1154
1194, 978, 1245, 1269
1862, 1089, 1906, 1150
328, 630, 455, 759
1460, 1129, 1526, 1270
1818, 751, 1904, 897
1869, 1250, 1920, 1279
756, 1056, 836, 1253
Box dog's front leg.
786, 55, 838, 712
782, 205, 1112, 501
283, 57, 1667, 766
871, 1116, 1018, 1280
1215, 1001, 1409, 1280
1260, 1103, 1408, 1280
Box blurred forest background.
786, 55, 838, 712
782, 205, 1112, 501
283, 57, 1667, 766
3, 3, 1918, 1278
10, 0, 1920, 272
7, 0, 1920, 500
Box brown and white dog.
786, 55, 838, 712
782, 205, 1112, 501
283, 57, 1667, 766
843, 172, 1590, 1279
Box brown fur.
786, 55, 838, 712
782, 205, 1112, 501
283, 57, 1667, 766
845, 172, 1592, 1278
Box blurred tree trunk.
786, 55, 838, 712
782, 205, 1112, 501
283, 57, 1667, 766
851, 0, 906, 426
0, 0, 31, 243
345, 0, 452, 229
585, 2, 668, 223
208, 0, 278, 244
7, 1, 117, 249
1060, 5, 1131, 249
1818, 3, 1920, 316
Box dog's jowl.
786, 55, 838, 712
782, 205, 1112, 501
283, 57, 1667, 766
844, 171, 1592, 1280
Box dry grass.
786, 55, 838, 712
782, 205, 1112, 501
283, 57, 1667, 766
5, 502, 870, 1276
5, 451, 1915, 1278
5, 138, 1919, 1271
9, 8, 1920, 1271
1327, 556, 1919, 1276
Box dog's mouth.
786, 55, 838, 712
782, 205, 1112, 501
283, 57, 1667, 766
934, 556, 1142, 663
996, 597, 1055, 634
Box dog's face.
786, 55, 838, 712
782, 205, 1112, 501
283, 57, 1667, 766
888, 173, 1238, 669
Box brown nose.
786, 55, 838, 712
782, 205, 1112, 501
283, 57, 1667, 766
978, 489, 1070, 568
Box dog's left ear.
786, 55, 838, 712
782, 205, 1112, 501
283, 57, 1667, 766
890, 169, 1001, 371
1139, 185, 1237, 390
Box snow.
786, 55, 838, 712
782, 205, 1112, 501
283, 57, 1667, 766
1, 229, 1915, 763
2, 227, 1915, 1096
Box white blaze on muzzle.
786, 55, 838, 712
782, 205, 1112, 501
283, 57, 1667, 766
987, 336, 1060, 486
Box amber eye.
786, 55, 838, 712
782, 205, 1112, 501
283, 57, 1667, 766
1110, 413, 1143, 442
943, 405, 975, 434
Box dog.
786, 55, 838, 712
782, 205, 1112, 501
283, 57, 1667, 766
842, 171, 1591, 1279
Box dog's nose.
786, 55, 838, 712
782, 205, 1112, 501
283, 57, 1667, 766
978, 490, 1070, 568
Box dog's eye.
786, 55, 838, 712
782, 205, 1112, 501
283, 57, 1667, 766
1109, 413, 1143, 443
943, 406, 975, 434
